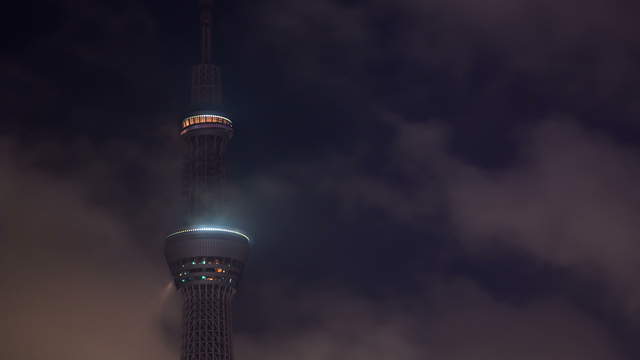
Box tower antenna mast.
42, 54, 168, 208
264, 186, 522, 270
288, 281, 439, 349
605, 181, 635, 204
200, 0, 213, 64
191, 0, 222, 108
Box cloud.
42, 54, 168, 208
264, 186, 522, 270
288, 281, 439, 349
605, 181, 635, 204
446, 121, 640, 292
244, 0, 640, 130
237, 279, 624, 360
301, 115, 640, 310
218, 113, 640, 357
450, 119, 640, 308
0, 137, 178, 360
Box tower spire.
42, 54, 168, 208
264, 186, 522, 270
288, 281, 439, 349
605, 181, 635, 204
199, 0, 213, 64
191, 0, 222, 108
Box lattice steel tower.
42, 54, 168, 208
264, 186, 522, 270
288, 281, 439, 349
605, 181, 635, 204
164, 1, 250, 359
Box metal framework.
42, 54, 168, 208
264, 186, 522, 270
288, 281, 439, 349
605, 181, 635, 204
181, 284, 234, 360
182, 133, 230, 219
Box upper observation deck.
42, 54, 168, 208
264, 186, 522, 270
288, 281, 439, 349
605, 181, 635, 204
180, 112, 233, 136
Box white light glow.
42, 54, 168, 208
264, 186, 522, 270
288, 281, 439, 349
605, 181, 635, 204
167, 227, 251, 243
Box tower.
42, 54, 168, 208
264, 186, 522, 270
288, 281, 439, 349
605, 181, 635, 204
165, 1, 250, 359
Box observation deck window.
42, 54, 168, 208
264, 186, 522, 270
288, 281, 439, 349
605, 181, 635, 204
181, 115, 232, 130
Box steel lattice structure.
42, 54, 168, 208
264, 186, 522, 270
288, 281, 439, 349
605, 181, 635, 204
181, 285, 233, 360
164, 1, 250, 360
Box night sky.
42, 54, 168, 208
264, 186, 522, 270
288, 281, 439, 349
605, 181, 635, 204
2, 0, 640, 359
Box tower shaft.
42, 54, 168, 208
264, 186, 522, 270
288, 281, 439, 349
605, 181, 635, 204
182, 129, 230, 222
181, 285, 234, 360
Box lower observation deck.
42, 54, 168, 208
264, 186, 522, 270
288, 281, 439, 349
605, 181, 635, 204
165, 227, 251, 289
171, 256, 243, 289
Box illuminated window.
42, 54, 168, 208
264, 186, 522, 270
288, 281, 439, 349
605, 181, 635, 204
180, 115, 233, 134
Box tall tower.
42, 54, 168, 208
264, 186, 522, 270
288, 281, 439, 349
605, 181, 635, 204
165, 1, 250, 359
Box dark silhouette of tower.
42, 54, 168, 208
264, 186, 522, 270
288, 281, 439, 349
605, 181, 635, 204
165, 1, 250, 359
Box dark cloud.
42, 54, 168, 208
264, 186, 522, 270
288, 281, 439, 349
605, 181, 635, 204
225, 116, 640, 356
0, 138, 176, 360
445, 121, 640, 298
237, 280, 624, 360
241, 0, 640, 135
